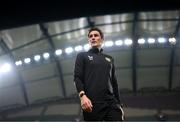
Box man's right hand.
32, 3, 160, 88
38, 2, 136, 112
80, 95, 93, 112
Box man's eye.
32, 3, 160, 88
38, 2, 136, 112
89, 34, 99, 38
94, 34, 99, 37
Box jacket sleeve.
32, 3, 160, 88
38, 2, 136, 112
74, 52, 85, 93
111, 58, 122, 104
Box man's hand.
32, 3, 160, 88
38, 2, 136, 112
80, 95, 93, 112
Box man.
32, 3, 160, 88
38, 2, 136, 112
74, 27, 124, 121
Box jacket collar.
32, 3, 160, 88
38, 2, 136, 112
88, 47, 103, 53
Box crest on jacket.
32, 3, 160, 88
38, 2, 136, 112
88, 55, 93, 60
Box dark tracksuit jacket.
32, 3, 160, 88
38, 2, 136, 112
74, 47, 121, 104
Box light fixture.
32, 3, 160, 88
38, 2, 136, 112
55, 49, 62, 56
15, 60, 22, 66
104, 41, 114, 47
34, 55, 41, 61
158, 37, 166, 43
138, 38, 145, 44
83, 44, 90, 51
124, 38, 132, 45
147, 38, 155, 44
169, 37, 176, 44
65, 47, 73, 54
115, 40, 123, 46
0, 63, 12, 73
43, 52, 50, 59
74, 45, 83, 52
24, 58, 31, 64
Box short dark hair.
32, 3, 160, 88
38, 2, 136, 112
88, 27, 104, 39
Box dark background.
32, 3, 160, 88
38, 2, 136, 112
0, 0, 179, 30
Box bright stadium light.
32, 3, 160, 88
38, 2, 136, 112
0, 63, 12, 73
65, 47, 73, 54
75, 45, 83, 52
34, 55, 41, 61
138, 38, 145, 44
147, 38, 155, 44
115, 40, 123, 46
158, 37, 166, 43
24, 58, 31, 64
43, 52, 50, 59
15, 60, 22, 66
55, 49, 62, 56
84, 44, 90, 51
104, 41, 114, 47
169, 37, 176, 44
124, 38, 132, 45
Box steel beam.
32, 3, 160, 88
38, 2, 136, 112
0, 39, 29, 105
39, 23, 66, 98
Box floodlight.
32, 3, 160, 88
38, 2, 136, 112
169, 37, 176, 44
104, 41, 114, 47
138, 38, 145, 44
55, 49, 62, 56
75, 45, 83, 52
65, 47, 73, 54
147, 38, 155, 44
43, 52, 50, 59
0, 63, 12, 73
115, 40, 123, 46
34, 55, 41, 61
24, 58, 31, 64
124, 39, 132, 45
158, 37, 166, 43
83, 44, 90, 51
15, 60, 22, 66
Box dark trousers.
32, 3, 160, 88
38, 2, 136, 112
83, 101, 123, 121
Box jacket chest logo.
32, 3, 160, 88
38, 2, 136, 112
88, 55, 93, 60
105, 57, 111, 62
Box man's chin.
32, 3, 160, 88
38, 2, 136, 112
91, 45, 99, 48
91, 44, 99, 48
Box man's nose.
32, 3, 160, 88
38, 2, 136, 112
92, 36, 95, 39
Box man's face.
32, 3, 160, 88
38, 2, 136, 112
88, 30, 103, 48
